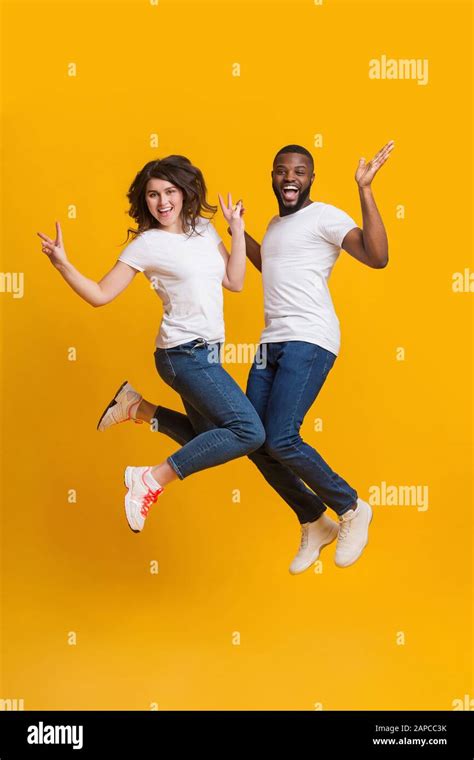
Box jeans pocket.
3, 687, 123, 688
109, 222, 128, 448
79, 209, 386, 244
154, 349, 177, 388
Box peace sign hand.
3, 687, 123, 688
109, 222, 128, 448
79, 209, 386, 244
355, 140, 395, 188
218, 193, 245, 236
37, 221, 69, 268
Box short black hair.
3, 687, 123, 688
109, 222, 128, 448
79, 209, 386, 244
273, 144, 314, 171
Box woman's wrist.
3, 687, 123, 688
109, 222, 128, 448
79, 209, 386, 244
55, 259, 72, 274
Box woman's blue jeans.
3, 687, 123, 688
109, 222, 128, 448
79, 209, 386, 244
153, 338, 265, 479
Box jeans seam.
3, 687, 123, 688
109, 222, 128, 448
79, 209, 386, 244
173, 437, 230, 474
194, 362, 253, 436
155, 350, 177, 388
170, 362, 262, 477
283, 346, 319, 443
270, 345, 355, 503
272, 437, 355, 496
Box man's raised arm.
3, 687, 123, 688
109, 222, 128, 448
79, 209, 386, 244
342, 140, 394, 269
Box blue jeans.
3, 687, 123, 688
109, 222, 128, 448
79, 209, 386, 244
153, 338, 265, 479
246, 341, 358, 523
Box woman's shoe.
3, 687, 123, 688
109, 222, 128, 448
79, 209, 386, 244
97, 381, 143, 431
124, 466, 163, 532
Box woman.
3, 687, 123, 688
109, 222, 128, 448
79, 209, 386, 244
37, 155, 265, 533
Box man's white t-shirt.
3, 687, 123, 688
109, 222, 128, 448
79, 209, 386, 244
259, 201, 358, 356
118, 217, 225, 349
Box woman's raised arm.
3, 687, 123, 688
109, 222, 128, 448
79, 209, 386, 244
37, 221, 137, 307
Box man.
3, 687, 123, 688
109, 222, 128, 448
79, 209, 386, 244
241, 141, 393, 574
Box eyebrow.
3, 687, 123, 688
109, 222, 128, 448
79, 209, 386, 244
274, 164, 308, 169
147, 186, 176, 192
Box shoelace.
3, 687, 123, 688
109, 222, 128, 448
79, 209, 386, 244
338, 518, 352, 542
140, 486, 163, 518
299, 524, 309, 550
116, 415, 143, 425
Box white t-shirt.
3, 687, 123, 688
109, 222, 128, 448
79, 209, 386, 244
118, 217, 225, 349
259, 201, 358, 356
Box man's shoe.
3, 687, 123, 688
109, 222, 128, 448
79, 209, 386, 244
334, 498, 372, 567
289, 514, 339, 575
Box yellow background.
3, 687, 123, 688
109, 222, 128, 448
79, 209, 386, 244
1, 0, 472, 710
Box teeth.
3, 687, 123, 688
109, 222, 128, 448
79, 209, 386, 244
283, 186, 298, 191
159, 207, 172, 212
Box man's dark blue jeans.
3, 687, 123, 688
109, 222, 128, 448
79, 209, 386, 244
246, 341, 358, 524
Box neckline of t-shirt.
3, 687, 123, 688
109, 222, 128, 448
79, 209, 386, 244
148, 227, 189, 237
148, 217, 205, 237
274, 201, 322, 222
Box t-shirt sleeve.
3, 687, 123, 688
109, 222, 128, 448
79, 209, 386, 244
204, 219, 223, 247
317, 204, 359, 248
117, 233, 148, 272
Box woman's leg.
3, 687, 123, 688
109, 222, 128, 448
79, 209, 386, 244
97, 368, 217, 447
135, 397, 216, 446
124, 340, 264, 533
136, 400, 194, 445
151, 342, 265, 482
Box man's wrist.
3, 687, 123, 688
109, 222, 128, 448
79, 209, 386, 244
358, 184, 373, 195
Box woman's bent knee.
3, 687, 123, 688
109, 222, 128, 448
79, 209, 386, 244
242, 420, 266, 455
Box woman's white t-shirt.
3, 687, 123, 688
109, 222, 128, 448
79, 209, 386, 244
260, 201, 358, 356
118, 217, 225, 349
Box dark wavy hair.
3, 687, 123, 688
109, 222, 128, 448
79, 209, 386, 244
122, 155, 217, 245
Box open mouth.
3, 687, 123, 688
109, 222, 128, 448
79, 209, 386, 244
281, 184, 300, 202
157, 206, 173, 219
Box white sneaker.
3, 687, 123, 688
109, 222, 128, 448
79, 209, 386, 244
289, 513, 339, 575
124, 466, 164, 533
97, 381, 143, 431
334, 498, 372, 567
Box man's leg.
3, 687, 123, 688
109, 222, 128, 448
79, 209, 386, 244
246, 343, 328, 524
262, 341, 358, 517
258, 342, 372, 571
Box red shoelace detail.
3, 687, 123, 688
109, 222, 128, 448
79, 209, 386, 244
140, 485, 163, 518
110, 398, 143, 425
127, 398, 143, 424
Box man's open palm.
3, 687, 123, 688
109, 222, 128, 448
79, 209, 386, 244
355, 140, 394, 188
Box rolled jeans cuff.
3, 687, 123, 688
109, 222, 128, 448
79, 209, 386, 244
338, 495, 359, 516
167, 455, 184, 480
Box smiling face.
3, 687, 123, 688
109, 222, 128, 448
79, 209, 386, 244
145, 177, 184, 230
271, 152, 315, 215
